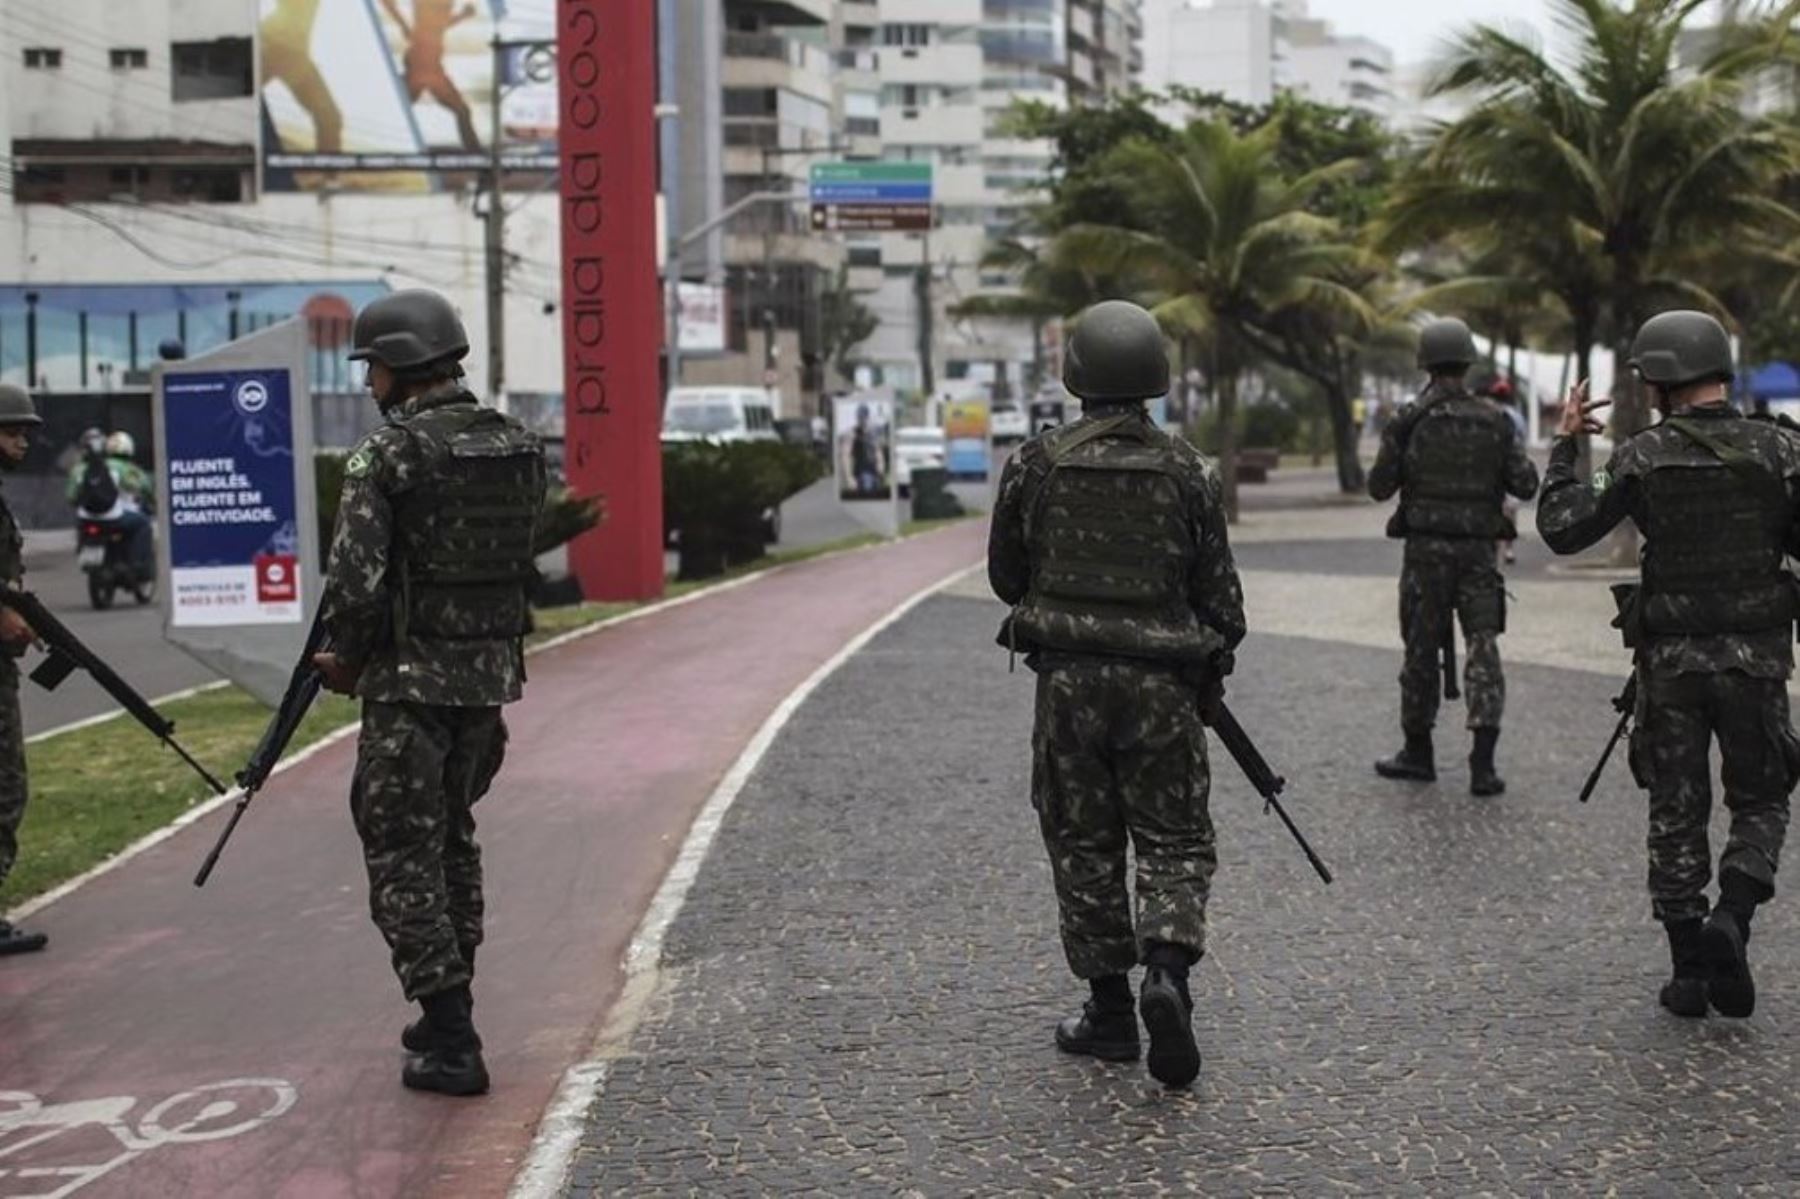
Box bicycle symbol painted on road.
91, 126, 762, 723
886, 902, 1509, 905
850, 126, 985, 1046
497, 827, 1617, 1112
0, 1079, 296, 1198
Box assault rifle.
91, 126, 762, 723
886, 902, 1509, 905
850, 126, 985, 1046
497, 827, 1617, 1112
1206, 701, 1334, 884
1579, 671, 1637, 804
193, 611, 330, 886
2, 588, 227, 795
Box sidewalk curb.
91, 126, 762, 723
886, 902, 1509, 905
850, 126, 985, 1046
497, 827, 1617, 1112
507, 561, 983, 1199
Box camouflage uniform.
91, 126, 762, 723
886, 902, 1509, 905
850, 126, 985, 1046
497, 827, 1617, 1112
325, 381, 545, 1001
989, 404, 1245, 975
1369, 380, 1540, 735
1538, 409, 1800, 921
0, 481, 25, 894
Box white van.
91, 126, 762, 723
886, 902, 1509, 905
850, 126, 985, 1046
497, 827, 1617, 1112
662, 387, 781, 444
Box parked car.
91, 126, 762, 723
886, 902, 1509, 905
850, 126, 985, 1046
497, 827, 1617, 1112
990, 401, 1029, 443
894, 426, 946, 495
661, 387, 781, 444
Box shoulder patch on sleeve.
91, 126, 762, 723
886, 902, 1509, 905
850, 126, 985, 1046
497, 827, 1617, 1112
345, 446, 376, 479
1591, 467, 1611, 494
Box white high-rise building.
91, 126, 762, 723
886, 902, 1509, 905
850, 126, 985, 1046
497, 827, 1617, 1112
1140, 0, 1394, 122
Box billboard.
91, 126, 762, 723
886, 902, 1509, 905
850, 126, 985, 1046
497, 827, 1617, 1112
676, 283, 727, 354
162, 369, 304, 628
835, 396, 893, 499
260, 0, 557, 191
944, 399, 991, 480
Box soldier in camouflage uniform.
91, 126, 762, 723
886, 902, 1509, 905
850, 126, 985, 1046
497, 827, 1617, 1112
1538, 310, 1800, 1019
0, 384, 46, 956
315, 290, 546, 1093
989, 301, 1244, 1089
1369, 318, 1540, 796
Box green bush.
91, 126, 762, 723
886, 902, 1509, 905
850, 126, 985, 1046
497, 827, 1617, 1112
663, 441, 824, 580
1189, 402, 1301, 455
314, 450, 604, 556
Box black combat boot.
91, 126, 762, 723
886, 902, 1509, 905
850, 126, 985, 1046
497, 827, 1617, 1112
1657, 918, 1708, 1018
1375, 732, 1436, 782
1140, 943, 1200, 1089
403, 985, 490, 1096
1703, 871, 1764, 1018
0, 918, 48, 956
1055, 974, 1140, 1062
1469, 728, 1505, 797
403, 949, 475, 1052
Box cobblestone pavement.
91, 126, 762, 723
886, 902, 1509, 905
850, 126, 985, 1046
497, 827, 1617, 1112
566, 589, 1800, 1196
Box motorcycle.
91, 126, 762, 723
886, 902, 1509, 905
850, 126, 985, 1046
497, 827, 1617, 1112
76, 517, 155, 610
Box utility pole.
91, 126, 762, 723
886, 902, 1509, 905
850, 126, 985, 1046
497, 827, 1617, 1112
486, 37, 507, 403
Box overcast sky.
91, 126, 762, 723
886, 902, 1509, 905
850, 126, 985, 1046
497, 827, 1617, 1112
1298, 0, 1739, 66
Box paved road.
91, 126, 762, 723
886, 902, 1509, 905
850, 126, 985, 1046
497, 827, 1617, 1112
565, 586, 1800, 1195
0, 523, 984, 1199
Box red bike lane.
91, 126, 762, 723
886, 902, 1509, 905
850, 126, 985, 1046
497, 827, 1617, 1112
0, 523, 983, 1199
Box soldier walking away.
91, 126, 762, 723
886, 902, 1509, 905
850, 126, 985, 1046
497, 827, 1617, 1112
988, 300, 1245, 1089
313, 290, 547, 1092
0, 385, 45, 956
1368, 319, 1540, 795
1537, 310, 1800, 1019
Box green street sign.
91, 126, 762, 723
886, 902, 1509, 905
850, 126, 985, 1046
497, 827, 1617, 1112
809, 162, 934, 186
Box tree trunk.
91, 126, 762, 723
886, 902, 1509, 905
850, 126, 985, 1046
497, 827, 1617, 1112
1219, 368, 1240, 523
1324, 380, 1364, 493
1572, 313, 1596, 483
1608, 333, 1643, 566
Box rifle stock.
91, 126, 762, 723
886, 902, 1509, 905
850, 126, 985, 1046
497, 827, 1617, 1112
3, 588, 227, 795
193, 612, 331, 887
1206, 701, 1334, 885
1578, 671, 1637, 804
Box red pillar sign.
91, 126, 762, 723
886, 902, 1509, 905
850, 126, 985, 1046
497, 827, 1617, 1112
559, 0, 665, 601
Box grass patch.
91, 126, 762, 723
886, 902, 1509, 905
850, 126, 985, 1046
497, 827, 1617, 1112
3, 514, 983, 910
2, 687, 359, 908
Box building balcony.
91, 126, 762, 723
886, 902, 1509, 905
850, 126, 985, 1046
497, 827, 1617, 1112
877, 0, 981, 24
723, 33, 836, 103
726, 0, 832, 25
725, 230, 843, 272
879, 42, 985, 86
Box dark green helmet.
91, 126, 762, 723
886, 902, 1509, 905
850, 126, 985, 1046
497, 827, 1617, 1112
1416, 317, 1479, 371
1628, 310, 1734, 388
1062, 300, 1170, 404
348, 289, 470, 371
0, 383, 42, 427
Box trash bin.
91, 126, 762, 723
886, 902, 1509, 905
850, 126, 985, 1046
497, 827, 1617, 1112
909, 467, 964, 521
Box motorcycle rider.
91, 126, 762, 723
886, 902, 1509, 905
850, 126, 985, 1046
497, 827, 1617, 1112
67, 430, 154, 583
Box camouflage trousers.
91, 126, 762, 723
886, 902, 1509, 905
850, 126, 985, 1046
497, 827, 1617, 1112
1629, 668, 1799, 923
1032, 657, 1216, 978
350, 700, 508, 1001
1398, 546, 1506, 735
0, 664, 25, 891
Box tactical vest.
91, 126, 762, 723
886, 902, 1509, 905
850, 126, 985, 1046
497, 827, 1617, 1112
1010, 414, 1216, 662
1401, 399, 1509, 538
1641, 420, 1793, 637
389, 401, 544, 643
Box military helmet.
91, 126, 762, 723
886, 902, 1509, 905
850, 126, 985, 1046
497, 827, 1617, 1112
1416, 317, 1479, 371
348, 289, 470, 371
1628, 310, 1734, 389
0, 383, 42, 428
1062, 300, 1170, 403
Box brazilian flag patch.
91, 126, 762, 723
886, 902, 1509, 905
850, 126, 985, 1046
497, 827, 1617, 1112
345, 447, 375, 479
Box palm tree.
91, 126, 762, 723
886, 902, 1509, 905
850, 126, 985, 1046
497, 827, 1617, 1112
1047, 117, 1375, 519
1387, 0, 1800, 447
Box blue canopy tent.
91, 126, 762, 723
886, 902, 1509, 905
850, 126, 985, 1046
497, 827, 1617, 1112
1746, 361, 1800, 401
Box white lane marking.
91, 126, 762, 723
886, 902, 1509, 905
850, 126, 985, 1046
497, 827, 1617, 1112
0, 1079, 297, 1198
507, 562, 983, 1199
24, 680, 231, 745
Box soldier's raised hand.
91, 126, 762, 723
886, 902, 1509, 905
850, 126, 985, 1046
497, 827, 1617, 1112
1559, 378, 1611, 437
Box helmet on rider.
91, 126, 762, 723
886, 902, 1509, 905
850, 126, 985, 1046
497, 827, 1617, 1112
105, 431, 135, 458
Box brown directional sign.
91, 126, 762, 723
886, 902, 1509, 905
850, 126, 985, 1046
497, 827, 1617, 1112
810, 202, 934, 232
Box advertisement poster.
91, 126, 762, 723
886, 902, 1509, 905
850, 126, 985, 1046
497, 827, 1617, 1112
834, 396, 892, 499
163, 370, 304, 627
260, 0, 557, 191
676, 283, 727, 353
944, 399, 991, 481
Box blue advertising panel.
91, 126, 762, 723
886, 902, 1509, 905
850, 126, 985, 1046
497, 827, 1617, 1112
162, 369, 303, 627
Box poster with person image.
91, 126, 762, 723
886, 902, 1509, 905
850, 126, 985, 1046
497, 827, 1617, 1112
834, 396, 893, 500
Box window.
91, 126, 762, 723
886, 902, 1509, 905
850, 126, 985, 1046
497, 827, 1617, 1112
22, 47, 62, 69
172, 38, 252, 101
110, 48, 149, 69
881, 23, 930, 47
